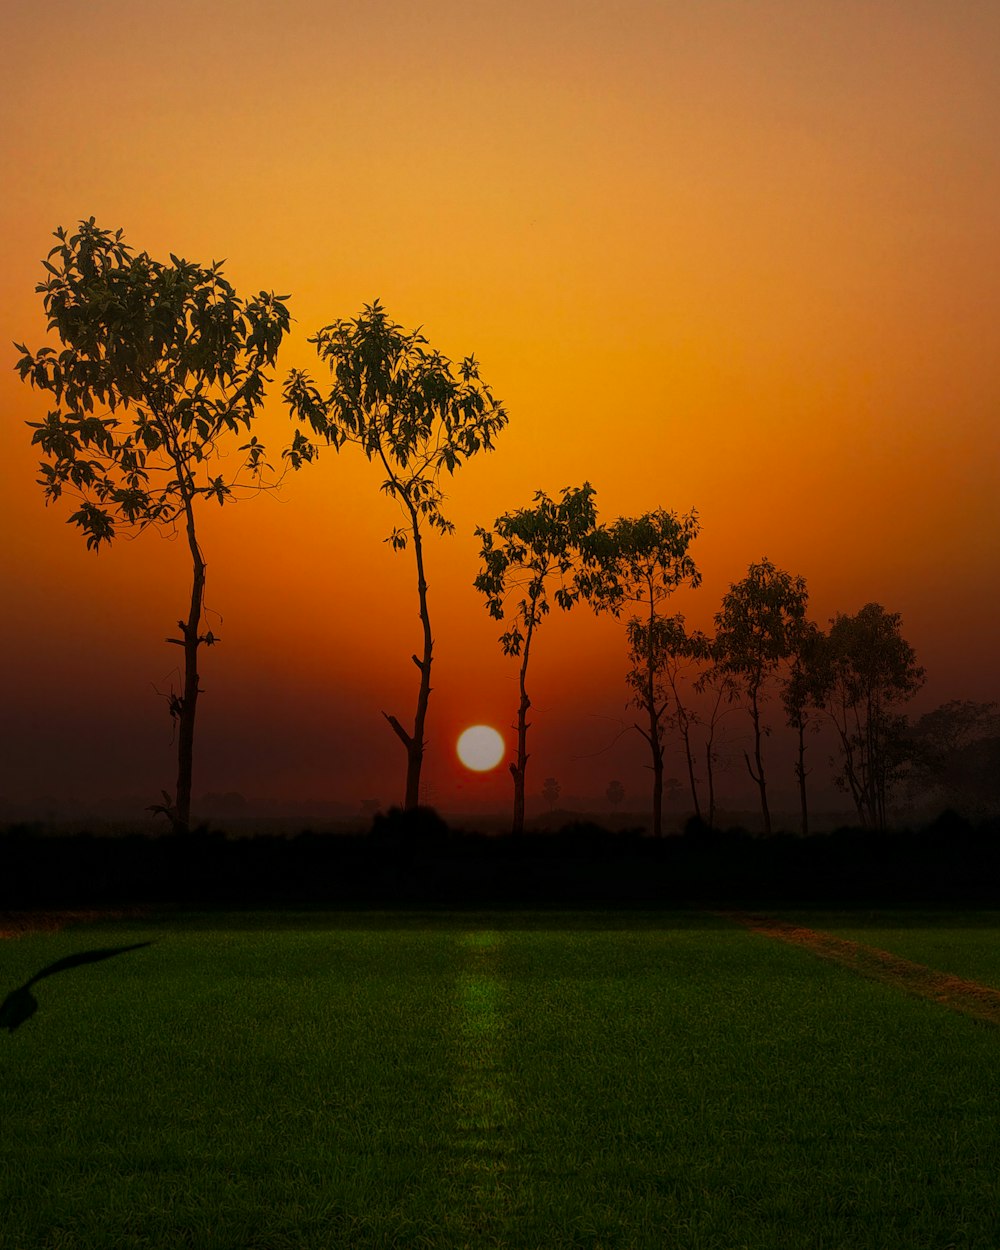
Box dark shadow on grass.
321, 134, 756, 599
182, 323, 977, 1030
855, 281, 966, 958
0, 942, 153, 1032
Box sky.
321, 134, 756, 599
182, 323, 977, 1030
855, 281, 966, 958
2, 0, 998, 824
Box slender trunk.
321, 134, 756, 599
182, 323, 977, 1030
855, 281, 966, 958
705, 739, 716, 828
644, 589, 666, 838
745, 684, 771, 834
651, 730, 664, 838
680, 717, 701, 823
174, 480, 204, 836
796, 718, 808, 836
382, 511, 433, 810
510, 616, 535, 836
407, 516, 432, 809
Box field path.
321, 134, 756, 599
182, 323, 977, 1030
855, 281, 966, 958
723, 910, 1000, 1026
0, 908, 148, 938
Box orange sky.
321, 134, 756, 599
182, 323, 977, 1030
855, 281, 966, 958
2, 1, 998, 821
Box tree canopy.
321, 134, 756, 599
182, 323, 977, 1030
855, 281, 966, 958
16, 217, 291, 833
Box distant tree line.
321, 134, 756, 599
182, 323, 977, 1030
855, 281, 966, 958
16, 219, 996, 837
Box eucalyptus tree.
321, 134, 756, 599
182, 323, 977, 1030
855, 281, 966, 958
475, 483, 601, 835
15, 218, 291, 833
284, 300, 507, 809
713, 558, 808, 834
692, 634, 741, 829
818, 603, 924, 829
780, 618, 826, 834
593, 509, 701, 838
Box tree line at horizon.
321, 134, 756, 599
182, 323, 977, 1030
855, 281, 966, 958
14, 220, 998, 837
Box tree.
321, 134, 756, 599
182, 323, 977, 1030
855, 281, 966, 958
284, 300, 507, 810
15, 218, 290, 834
780, 618, 826, 834
906, 700, 1000, 818
692, 636, 741, 830
542, 777, 561, 809
475, 483, 602, 835
606, 779, 625, 809
714, 559, 808, 835
591, 510, 701, 838
817, 603, 925, 829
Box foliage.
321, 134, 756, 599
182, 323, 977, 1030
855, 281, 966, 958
818, 603, 925, 829
475, 484, 601, 834
905, 700, 1000, 817
16, 218, 290, 549
475, 483, 601, 655
283, 299, 507, 545
589, 509, 701, 837
713, 558, 809, 834
606, 779, 625, 808
15, 218, 290, 832
284, 300, 508, 809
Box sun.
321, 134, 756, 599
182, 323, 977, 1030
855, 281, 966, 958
456, 724, 505, 772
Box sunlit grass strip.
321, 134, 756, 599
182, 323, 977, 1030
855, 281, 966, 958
446, 931, 514, 1244
726, 910, 1000, 1026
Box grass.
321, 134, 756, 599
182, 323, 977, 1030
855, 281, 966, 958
773, 909, 1000, 991
1, 909, 1000, 1248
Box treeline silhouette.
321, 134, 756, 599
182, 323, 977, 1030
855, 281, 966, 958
2, 809, 998, 909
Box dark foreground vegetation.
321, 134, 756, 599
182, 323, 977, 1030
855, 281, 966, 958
2, 808, 998, 908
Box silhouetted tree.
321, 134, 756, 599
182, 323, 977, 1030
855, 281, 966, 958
906, 700, 1000, 817
475, 483, 602, 835
781, 618, 826, 834
817, 603, 924, 830
15, 218, 290, 834
692, 637, 740, 829
542, 777, 561, 809
284, 301, 507, 810
606, 779, 625, 809
714, 559, 808, 834
591, 510, 700, 837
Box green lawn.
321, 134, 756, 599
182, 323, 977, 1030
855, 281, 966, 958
2, 910, 999, 1249
774, 909, 1000, 990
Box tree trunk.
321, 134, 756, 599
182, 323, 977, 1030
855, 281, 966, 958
510, 623, 534, 836
746, 687, 771, 835
796, 719, 808, 836
384, 511, 434, 811
680, 717, 702, 823
705, 740, 716, 829
174, 485, 205, 835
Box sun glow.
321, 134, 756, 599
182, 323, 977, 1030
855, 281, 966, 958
457, 725, 505, 772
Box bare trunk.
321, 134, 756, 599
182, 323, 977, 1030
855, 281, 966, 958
510, 619, 534, 836
705, 740, 716, 828
174, 483, 204, 836
651, 733, 664, 839
745, 685, 771, 835
384, 510, 432, 811
680, 718, 701, 824
796, 719, 808, 836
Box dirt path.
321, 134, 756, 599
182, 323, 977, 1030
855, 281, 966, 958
0, 908, 150, 939
723, 910, 1000, 1027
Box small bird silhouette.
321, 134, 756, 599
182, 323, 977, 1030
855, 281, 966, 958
0, 942, 153, 1032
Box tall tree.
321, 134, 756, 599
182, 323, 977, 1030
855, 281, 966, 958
475, 483, 601, 835
906, 700, 1000, 819
818, 603, 925, 829
692, 634, 740, 829
284, 300, 507, 809
780, 618, 826, 835
16, 218, 290, 833
592, 510, 700, 838
714, 558, 808, 835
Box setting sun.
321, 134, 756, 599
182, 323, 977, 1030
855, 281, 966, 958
457, 725, 505, 772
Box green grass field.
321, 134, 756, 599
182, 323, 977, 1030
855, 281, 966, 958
2, 909, 1000, 1249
